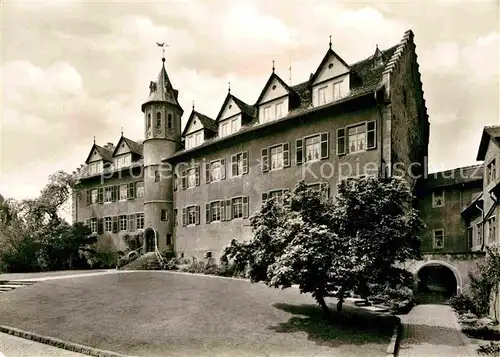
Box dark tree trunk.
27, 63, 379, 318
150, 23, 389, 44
337, 290, 345, 314
316, 294, 334, 323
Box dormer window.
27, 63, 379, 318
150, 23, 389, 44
275, 101, 284, 119
88, 161, 103, 175
114, 154, 131, 169
318, 86, 328, 105
333, 81, 343, 100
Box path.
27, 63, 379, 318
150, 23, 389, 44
0, 324, 86, 357
0, 269, 119, 282
398, 304, 478, 357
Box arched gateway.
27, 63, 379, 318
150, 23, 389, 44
412, 260, 462, 303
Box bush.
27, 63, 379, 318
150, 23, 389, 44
450, 293, 478, 316
371, 286, 415, 314
478, 342, 500, 356
161, 250, 176, 261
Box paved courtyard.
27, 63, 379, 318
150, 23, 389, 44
398, 304, 479, 357
0, 271, 396, 357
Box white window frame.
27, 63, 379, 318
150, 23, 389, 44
304, 134, 321, 163
433, 229, 445, 249
487, 158, 497, 185
488, 216, 496, 244
432, 189, 445, 208
104, 186, 113, 203
210, 201, 222, 223
136, 213, 144, 230
333, 81, 343, 100
347, 123, 367, 154
318, 85, 328, 105
232, 153, 244, 177
195, 132, 202, 146
187, 167, 197, 188
90, 218, 98, 234
270, 144, 284, 171
104, 217, 113, 232
232, 197, 243, 219
231, 118, 240, 133
263, 105, 271, 123
136, 181, 144, 198
119, 215, 127, 231
91, 189, 98, 204
275, 101, 285, 119
221, 122, 229, 137
187, 206, 197, 226
119, 184, 128, 201
210, 160, 222, 182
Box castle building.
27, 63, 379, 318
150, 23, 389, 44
73, 29, 430, 260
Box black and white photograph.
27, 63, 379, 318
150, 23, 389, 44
0, 1, 499, 356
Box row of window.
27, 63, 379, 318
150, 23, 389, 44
85, 181, 144, 205
179, 196, 250, 226
87, 154, 133, 176
177, 122, 377, 190
317, 80, 344, 107
435, 216, 497, 250
85, 213, 145, 234
147, 112, 173, 130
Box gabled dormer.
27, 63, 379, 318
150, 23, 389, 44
84, 142, 113, 176
112, 135, 143, 169
182, 109, 218, 150
255, 66, 300, 124
215, 91, 256, 138
310, 39, 351, 107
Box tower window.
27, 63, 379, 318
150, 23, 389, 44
147, 113, 151, 129
167, 114, 173, 129
155, 170, 160, 182
156, 112, 161, 128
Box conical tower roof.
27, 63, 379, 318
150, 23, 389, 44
141, 58, 183, 113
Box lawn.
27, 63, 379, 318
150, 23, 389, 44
0, 271, 396, 357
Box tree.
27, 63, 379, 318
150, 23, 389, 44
222, 177, 423, 322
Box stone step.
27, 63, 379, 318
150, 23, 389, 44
362, 305, 390, 313
0, 284, 26, 288
6, 281, 36, 285
0, 287, 15, 292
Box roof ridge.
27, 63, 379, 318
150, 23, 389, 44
428, 164, 483, 175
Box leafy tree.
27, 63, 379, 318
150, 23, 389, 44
222, 177, 423, 322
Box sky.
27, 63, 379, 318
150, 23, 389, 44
1, 0, 499, 202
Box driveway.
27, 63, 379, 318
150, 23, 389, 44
398, 304, 478, 357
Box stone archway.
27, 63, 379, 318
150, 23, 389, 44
414, 260, 462, 304
144, 228, 156, 253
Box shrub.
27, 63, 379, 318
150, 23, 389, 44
123, 233, 143, 252
450, 293, 478, 316
163, 258, 179, 271
478, 342, 500, 356
161, 249, 176, 261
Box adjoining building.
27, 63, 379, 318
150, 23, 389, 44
73, 29, 429, 262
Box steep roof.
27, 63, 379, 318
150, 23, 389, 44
112, 136, 143, 157
255, 72, 299, 105
309, 46, 351, 84
423, 164, 484, 189
85, 143, 113, 164
477, 125, 500, 161
141, 59, 183, 113
215, 92, 256, 122
182, 110, 218, 136
168, 34, 408, 161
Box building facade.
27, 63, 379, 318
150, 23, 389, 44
73, 29, 430, 262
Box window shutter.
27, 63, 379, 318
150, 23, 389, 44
226, 200, 232, 220
174, 174, 178, 192
262, 192, 268, 203
367, 121, 377, 149
195, 166, 200, 186
205, 163, 211, 183
242, 196, 249, 218
283, 143, 290, 167
173, 209, 178, 227
220, 159, 226, 180
320, 132, 329, 159
111, 186, 117, 202
337, 128, 346, 155
182, 208, 187, 227
182, 169, 187, 189
296, 138, 303, 165
195, 205, 200, 225
242, 152, 249, 174
97, 218, 104, 234
261, 148, 269, 172
98, 188, 104, 203
220, 201, 225, 221
86, 190, 91, 205
205, 203, 211, 224
112, 216, 119, 232
231, 155, 237, 177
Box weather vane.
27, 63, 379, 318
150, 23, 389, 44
156, 42, 169, 59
